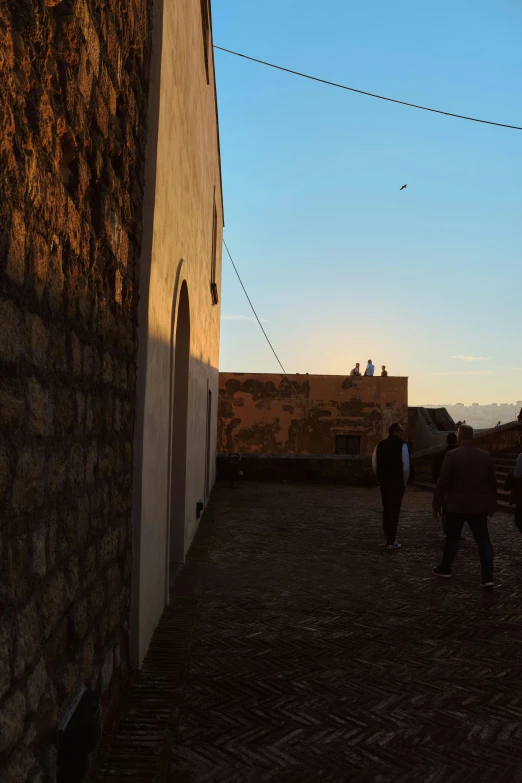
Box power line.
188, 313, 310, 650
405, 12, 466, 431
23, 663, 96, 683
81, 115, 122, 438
223, 238, 289, 377
222, 239, 342, 454
214, 45, 522, 132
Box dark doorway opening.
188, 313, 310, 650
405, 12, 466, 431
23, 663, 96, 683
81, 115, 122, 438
170, 281, 190, 565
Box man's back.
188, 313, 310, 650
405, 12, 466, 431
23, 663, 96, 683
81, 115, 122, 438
434, 445, 497, 515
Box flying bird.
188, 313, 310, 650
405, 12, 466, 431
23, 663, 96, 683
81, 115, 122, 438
400, 184, 408, 191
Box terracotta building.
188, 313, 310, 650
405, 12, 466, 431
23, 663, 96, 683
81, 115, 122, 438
0, 0, 222, 779
218, 373, 408, 456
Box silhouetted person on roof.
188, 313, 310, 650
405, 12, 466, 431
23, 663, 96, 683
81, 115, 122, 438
350, 363, 361, 376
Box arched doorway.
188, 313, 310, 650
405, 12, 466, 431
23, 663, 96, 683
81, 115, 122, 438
170, 280, 190, 568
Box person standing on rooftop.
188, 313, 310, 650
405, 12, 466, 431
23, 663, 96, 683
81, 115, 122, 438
432, 424, 498, 588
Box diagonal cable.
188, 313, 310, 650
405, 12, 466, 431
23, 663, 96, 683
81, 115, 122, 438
215, 45, 522, 132
222, 238, 343, 454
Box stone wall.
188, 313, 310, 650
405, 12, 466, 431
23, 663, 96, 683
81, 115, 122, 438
412, 423, 522, 482
218, 373, 408, 457
216, 453, 377, 487
0, 0, 152, 779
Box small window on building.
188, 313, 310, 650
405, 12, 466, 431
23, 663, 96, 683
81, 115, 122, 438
200, 0, 210, 84
210, 189, 218, 305
335, 435, 361, 455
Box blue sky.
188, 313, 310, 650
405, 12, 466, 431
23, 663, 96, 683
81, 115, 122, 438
213, 0, 521, 404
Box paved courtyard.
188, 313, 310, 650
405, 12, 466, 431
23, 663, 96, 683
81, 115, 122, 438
97, 482, 522, 782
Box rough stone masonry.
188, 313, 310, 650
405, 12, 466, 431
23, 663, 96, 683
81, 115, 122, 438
0, 0, 152, 779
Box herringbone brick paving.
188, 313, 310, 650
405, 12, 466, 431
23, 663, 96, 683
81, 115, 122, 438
97, 483, 522, 782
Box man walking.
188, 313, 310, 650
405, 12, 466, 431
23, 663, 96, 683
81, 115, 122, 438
432, 432, 458, 537
432, 424, 497, 587
372, 423, 410, 549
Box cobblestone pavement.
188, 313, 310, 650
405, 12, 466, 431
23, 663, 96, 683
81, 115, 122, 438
97, 483, 522, 783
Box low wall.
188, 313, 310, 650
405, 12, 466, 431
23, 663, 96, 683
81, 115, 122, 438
412, 422, 522, 481
216, 453, 377, 487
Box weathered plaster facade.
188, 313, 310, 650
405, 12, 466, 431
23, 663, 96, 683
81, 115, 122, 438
131, 0, 223, 665
218, 374, 408, 456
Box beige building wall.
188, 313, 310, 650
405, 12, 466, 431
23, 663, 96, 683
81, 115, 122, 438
132, 0, 223, 664
218, 374, 409, 457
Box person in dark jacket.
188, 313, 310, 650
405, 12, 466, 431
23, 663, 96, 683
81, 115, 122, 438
372, 423, 411, 549
432, 432, 458, 537
432, 424, 498, 587
510, 435, 522, 533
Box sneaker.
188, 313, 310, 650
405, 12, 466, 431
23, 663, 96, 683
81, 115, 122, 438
432, 566, 452, 578
386, 541, 402, 549
480, 581, 494, 589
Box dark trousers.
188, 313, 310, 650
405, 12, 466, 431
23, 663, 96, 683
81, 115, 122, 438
515, 505, 522, 534
440, 513, 493, 582
379, 481, 404, 545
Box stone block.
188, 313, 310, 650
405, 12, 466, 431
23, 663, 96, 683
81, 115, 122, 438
100, 647, 113, 694
66, 196, 81, 255
82, 544, 97, 587
64, 557, 79, 606
77, 495, 89, 545
69, 332, 82, 378
114, 397, 122, 432
41, 571, 65, 639
68, 598, 88, 642
48, 327, 67, 372
26, 658, 47, 713
99, 527, 119, 568
79, 634, 95, 679
32, 525, 46, 577
23, 313, 49, 367
15, 600, 39, 678
53, 386, 74, 434
89, 582, 105, 619
12, 448, 45, 514
27, 376, 53, 436
0, 744, 34, 783
43, 619, 67, 666
102, 351, 113, 384
0, 451, 10, 505
54, 662, 79, 706
6, 209, 26, 286
0, 626, 10, 702
46, 511, 57, 571
46, 245, 64, 313
83, 344, 94, 378
8, 535, 30, 604
0, 389, 25, 429
0, 299, 21, 363
48, 452, 66, 496
28, 234, 50, 301
0, 690, 26, 753
68, 443, 85, 487
85, 443, 98, 484
76, 390, 85, 426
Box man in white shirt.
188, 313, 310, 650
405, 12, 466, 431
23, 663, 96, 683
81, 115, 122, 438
365, 360, 375, 377
372, 423, 411, 549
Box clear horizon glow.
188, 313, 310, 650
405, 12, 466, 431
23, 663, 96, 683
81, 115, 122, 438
213, 0, 521, 405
